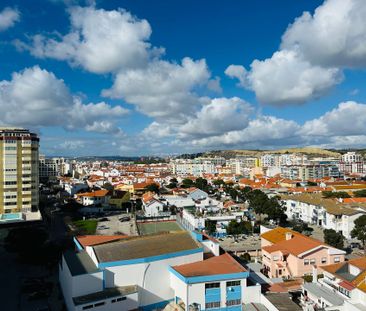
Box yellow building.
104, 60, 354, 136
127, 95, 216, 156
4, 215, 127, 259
0, 128, 39, 215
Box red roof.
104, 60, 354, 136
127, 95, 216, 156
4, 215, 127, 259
172, 253, 246, 277
76, 235, 128, 248
338, 280, 355, 291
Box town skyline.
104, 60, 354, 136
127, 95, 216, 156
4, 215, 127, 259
1, 0, 366, 156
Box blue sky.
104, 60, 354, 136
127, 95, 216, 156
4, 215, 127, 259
1, 0, 366, 156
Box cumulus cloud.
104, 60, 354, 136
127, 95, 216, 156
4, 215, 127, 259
102, 57, 211, 120
242, 50, 342, 105
0, 7, 20, 31
281, 0, 366, 68
226, 0, 366, 105
180, 97, 253, 137
18, 6, 161, 73
189, 116, 301, 148
301, 101, 366, 136
0, 66, 128, 133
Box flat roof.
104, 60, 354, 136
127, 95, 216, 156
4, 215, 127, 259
73, 285, 138, 306
93, 231, 200, 263
63, 250, 100, 276
303, 282, 344, 306
264, 293, 302, 311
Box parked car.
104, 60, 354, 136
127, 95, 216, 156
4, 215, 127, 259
99, 217, 109, 222
119, 216, 131, 222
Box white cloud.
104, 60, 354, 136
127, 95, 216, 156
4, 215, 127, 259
20, 6, 161, 73
180, 97, 253, 138
190, 116, 301, 148
226, 0, 366, 105
102, 57, 211, 120
302, 101, 366, 136
0, 66, 128, 133
0, 7, 20, 31
281, 0, 366, 68
244, 50, 342, 105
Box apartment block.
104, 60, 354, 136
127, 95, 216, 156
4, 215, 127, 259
0, 128, 40, 219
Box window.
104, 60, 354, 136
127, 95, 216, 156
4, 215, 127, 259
334, 257, 340, 263
205, 282, 220, 289
226, 299, 241, 306
304, 259, 310, 265
94, 302, 105, 307
82, 305, 93, 310
227, 281, 241, 287
205, 302, 220, 309
321, 257, 327, 264
111, 297, 126, 303
310, 259, 316, 265
273, 255, 279, 261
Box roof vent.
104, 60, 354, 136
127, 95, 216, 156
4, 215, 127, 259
285, 232, 293, 240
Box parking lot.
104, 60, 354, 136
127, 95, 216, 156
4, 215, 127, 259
95, 213, 138, 236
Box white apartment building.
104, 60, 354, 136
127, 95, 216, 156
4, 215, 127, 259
281, 164, 342, 181
171, 159, 219, 176
282, 194, 365, 239
339, 152, 365, 175
39, 155, 66, 180
0, 128, 41, 221
302, 258, 366, 311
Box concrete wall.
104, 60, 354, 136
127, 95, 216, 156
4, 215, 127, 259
104, 252, 203, 308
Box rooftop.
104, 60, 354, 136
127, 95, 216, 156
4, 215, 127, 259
63, 250, 99, 276
93, 231, 200, 263
281, 193, 366, 216
171, 253, 246, 277
76, 235, 128, 248
264, 293, 302, 311
303, 282, 344, 306
73, 285, 138, 306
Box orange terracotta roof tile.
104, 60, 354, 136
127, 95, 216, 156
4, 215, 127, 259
172, 253, 246, 277
261, 227, 300, 244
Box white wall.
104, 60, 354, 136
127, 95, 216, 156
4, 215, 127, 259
75, 292, 138, 311
104, 252, 203, 307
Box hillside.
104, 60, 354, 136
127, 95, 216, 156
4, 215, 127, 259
203, 147, 341, 159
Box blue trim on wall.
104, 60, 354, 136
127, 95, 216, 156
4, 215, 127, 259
191, 231, 203, 242
98, 247, 203, 268
169, 266, 249, 284
102, 269, 105, 289
139, 299, 173, 311
73, 237, 83, 251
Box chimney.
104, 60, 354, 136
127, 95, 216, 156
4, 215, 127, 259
286, 232, 293, 240
312, 265, 318, 283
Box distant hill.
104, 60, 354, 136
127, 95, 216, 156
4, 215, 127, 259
202, 147, 341, 159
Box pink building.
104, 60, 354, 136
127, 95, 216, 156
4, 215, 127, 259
261, 227, 346, 279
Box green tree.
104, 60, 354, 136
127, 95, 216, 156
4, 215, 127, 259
213, 179, 225, 186
195, 177, 208, 191
181, 178, 194, 188
227, 220, 251, 238
351, 215, 366, 253
205, 219, 217, 235
354, 190, 366, 197
322, 191, 351, 198
145, 183, 160, 194
291, 220, 314, 235
324, 229, 344, 249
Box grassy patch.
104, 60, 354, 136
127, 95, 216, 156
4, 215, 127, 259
73, 219, 97, 234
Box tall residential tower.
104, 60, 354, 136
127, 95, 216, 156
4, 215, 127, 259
0, 128, 40, 218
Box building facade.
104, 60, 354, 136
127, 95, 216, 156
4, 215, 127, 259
0, 128, 39, 217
